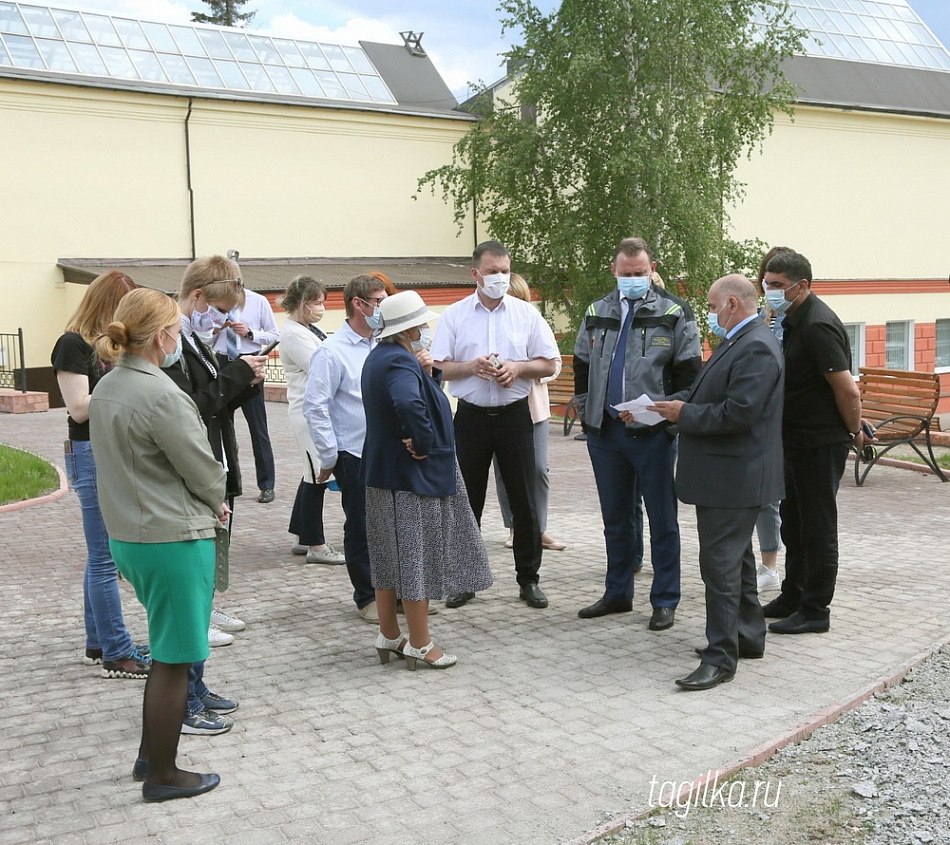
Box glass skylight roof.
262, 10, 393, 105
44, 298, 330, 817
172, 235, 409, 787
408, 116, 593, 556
0, 1, 397, 104
788, 0, 950, 70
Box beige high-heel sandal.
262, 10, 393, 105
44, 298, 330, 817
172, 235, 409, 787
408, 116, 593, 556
403, 641, 457, 671
375, 631, 407, 664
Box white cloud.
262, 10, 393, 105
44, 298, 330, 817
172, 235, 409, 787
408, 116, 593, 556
262, 12, 399, 46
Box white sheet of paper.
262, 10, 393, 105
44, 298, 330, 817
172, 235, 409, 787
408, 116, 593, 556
611, 393, 665, 426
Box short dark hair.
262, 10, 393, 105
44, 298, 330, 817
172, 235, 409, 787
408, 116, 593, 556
613, 237, 653, 265
343, 274, 386, 319
766, 251, 812, 284
472, 240, 509, 268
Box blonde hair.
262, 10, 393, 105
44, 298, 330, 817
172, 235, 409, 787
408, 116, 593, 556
95, 288, 180, 362
507, 273, 531, 303
180, 255, 246, 311
65, 270, 137, 343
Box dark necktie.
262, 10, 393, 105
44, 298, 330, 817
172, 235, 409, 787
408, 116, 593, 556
607, 301, 636, 419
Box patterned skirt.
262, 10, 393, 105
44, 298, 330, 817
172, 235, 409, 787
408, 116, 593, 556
366, 463, 493, 601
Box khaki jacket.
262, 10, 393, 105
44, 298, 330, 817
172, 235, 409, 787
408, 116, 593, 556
90, 354, 226, 543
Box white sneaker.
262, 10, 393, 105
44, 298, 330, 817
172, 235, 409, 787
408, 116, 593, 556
208, 625, 235, 647
357, 601, 379, 623
305, 544, 346, 565
756, 566, 781, 593
291, 543, 308, 555
210, 608, 246, 632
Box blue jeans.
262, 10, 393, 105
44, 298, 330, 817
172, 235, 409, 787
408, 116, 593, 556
587, 419, 680, 607
187, 661, 210, 716
64, 440, 135, 661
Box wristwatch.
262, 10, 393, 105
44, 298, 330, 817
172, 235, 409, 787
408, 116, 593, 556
246, 330, 254, 341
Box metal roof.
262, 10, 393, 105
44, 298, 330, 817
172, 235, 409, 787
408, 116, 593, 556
57, 257, 477, 294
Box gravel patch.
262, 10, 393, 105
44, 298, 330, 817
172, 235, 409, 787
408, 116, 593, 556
598, 644, 950, 845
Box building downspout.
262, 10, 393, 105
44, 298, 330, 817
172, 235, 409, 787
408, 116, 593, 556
185, 97, 196, 259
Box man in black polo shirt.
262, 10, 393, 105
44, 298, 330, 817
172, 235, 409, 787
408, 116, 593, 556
759, 251, 866, 634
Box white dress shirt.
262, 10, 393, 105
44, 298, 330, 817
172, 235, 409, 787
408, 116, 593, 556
303, 320, 374, 468
431, 292, 559, 406
212, 288, 278, 357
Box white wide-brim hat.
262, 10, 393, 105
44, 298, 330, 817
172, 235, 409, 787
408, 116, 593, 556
377, 290, 439, 339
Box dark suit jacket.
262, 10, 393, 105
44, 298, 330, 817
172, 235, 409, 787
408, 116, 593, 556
675, 318, 785, 509
360, 342, 456, 498
163, 331, 259, 499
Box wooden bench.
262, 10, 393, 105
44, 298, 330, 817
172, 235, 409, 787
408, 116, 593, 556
853, 367, 947, 485
548, 354, 581, 436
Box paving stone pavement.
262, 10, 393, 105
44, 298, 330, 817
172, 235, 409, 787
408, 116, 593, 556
2, 404, 949, 845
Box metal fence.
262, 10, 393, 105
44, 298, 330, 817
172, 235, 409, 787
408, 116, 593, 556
0, 329, 26, 392
264, 353, 285, 385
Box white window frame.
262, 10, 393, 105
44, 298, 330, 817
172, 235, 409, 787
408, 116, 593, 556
935, 318, 950, 374
885, 320, 914, 371
843, 322, 865, 379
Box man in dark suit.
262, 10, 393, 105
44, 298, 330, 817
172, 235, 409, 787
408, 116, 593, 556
652, 275, 785, 691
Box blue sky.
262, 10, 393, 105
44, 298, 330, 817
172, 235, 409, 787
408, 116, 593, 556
46, 1, 950, 99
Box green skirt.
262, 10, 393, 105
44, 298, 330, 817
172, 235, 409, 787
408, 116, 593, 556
109, 537, 214, 664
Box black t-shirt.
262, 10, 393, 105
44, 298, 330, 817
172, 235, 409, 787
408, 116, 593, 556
781, 294, 852, 454
50, 332, 106, 441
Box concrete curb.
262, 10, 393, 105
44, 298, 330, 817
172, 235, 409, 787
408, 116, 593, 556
0, 459, 68, 513
569, 630, 950, 844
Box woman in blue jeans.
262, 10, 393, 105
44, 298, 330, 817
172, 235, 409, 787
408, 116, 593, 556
51, 270, 150, 679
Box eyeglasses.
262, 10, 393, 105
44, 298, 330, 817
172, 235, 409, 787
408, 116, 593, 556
359, 296, 385, 307
202, 278, 244, 287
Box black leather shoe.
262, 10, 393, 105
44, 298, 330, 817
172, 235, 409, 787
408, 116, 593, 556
519, 583, 548, 608
132, 758, 148, 782
695, 646, 764, 660
257, 489, 275, 504
676, 663, 735, 691
578, 597, 632, 619
445, 592, 474, 608
648, 606, 675, 631
768, 611, 829, 635
760, 596, 794, 618
142, 773, 221, 803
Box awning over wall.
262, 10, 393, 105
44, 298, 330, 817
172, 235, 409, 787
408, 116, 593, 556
57, 257, 477, 299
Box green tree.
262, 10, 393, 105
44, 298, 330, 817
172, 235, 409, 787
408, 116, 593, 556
191, 0, 255, 27
420, 0, 804, 331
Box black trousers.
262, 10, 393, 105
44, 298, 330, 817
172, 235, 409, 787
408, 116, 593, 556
779, 442, 849, 620
454, 399, 542, 586
695, 506, 765, 673
239, 389, 276, 491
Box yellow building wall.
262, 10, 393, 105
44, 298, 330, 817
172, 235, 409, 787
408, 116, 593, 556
731, 106, 950, 282
0, 79, 473, 370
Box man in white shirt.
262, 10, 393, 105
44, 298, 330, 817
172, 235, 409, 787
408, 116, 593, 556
431, 240, 559, 609
303, 275, 387, 622
213, 287, 279, 503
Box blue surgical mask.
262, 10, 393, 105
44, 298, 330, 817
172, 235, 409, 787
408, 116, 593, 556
617, 275, 650, 300
765, 283, 800, 314
410, 326, 433, 353
708, 311, 728, 338
160, 333, 182, 369
366, 306, 382, 331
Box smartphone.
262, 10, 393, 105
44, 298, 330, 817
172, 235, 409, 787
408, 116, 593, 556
259, 339, 280, 356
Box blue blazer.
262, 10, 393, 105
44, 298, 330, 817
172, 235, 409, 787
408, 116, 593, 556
360, 342, 456, 498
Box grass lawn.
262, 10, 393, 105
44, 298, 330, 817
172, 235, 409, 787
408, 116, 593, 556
0, 443, 59, 505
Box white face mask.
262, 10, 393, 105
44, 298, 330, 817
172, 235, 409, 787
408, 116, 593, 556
479, 272, 510, 300
410, 326, 433, 353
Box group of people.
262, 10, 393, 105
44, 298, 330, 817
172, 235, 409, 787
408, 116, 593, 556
52, 234, 863, 802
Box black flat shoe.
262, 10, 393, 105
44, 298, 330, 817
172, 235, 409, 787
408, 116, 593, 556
676, 663, 735, 691
577, 598, 632, 619
132, 758, 148, 782
445, 592, 474, 608
257, 489, 275, 504
648, 606, 675, 631
142, 773, 221, 803
760, 596, 794, 618
519, 583, 548, 608
768, 612, 829, 635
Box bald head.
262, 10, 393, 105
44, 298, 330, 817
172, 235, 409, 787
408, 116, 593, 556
710, 274, 758, 317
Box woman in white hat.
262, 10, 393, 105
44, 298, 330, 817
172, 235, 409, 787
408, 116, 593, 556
361, 290, 492, 670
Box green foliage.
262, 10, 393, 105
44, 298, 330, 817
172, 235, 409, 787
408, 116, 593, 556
0, 444, 59, 506
191, 0, 255, 27
420, 0, 804, 334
